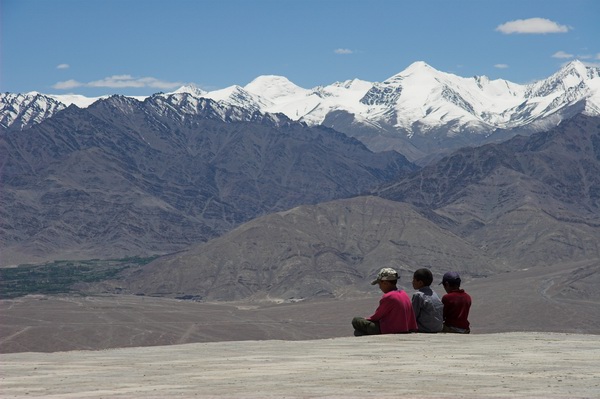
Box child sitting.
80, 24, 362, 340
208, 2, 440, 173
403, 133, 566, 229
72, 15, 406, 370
411, 268, 443, 333
352, 267, 417, 335
440, 271, 472, 333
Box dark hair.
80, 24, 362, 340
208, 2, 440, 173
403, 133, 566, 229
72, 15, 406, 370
413, 268, 433, 286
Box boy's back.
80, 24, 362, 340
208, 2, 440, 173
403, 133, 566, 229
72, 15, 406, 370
371, 289, 418, 333
442, 288, 471, 332
412, 286, 444, 333
440, 271, 471, 334
411, 268, 443, 333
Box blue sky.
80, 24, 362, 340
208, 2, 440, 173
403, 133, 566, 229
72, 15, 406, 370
1, 0, 599, 97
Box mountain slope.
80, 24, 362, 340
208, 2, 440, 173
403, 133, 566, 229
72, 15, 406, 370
0, 93, 66, 130
117, 196, 505, 300
377, 113, 600, 267
0, 96, 415, 266
105, 115, 600, 302
377, 114, 600, 215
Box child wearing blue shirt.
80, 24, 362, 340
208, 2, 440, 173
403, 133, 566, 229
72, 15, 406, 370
411, 268, 444, 333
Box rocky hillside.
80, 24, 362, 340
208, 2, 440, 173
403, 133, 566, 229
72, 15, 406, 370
112, 115, 600, 300
376, 113, 600, 267
0, 96, 415, 266
118, 196, 505, 300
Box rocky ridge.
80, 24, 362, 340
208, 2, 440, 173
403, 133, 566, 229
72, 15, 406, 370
0, 96, 415, 266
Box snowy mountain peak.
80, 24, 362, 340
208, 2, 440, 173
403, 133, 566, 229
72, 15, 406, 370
331, 78, 372, 91
0, 92, 66, 129
172, 84, 206, 97
202, 85, 271, 112
553, 60, 596, 85
525, 59, 595, 99
2, 62, 599, 161
401, 61, 435, 75
388, 61, 448, 83
562, 60, 590, 77
244, 75, 309, 101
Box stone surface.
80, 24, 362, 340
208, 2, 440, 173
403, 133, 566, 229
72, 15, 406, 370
1, 332, 598, 399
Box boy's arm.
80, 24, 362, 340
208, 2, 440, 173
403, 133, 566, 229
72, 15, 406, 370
367, 297, 391, 322
441, 295, 449, 321
411, 292, 422, 318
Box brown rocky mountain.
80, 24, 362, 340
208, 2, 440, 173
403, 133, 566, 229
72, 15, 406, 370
116, 196, 506, 300
105, 115, 600, 302
0, 95, 416, 266
376, 113, 600, 268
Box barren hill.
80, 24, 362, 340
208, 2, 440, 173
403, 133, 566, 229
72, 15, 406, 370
114, 196, 503, 300
97, 116, 600, 302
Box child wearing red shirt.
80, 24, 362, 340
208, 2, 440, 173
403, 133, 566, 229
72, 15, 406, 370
440, 271, 472, 334
352, 267, 417, 335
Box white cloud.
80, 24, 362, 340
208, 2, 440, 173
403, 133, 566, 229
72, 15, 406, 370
494, 64, 509, 69
559, 60, 600, 69
496, 18, 570, 34
56, 64, 70, 70
52, 75, 182, 91
334, 48, 354, 55
553, 51, 600, 61
552, 51, 574, 59
87, 75, 182, 89
582, 61, 600, 68
52, 79, 82, 90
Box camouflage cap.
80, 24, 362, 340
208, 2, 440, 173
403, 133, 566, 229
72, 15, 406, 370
371, 267, 399, 285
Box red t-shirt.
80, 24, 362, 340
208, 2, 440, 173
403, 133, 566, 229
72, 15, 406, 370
368, 289, 417, 333
442, 289, 471, 330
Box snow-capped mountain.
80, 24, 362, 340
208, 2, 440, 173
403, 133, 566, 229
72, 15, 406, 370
145, 92, 290, 126
2, 60, 599, 161
194, 60, 599, 135
0, 92, 66, 130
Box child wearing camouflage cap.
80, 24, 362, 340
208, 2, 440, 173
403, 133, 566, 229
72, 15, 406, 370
352, 267, 418, 335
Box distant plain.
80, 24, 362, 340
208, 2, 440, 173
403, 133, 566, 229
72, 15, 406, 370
2, 259, 598, 354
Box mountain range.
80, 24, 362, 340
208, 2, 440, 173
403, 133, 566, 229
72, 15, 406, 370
2, 60, 599, 163
0, 95, 415, 266
1, 62, 599, 308
105, 114, 600, 301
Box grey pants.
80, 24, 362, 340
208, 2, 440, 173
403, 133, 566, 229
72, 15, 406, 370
352, 317, 380, 336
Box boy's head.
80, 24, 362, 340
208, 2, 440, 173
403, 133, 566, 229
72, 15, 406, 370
372, 267, 399, 293
441, 271, 461, 292
412, 268, 433, 289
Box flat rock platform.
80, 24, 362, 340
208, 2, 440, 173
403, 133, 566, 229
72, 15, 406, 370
1, 332, 599, 398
